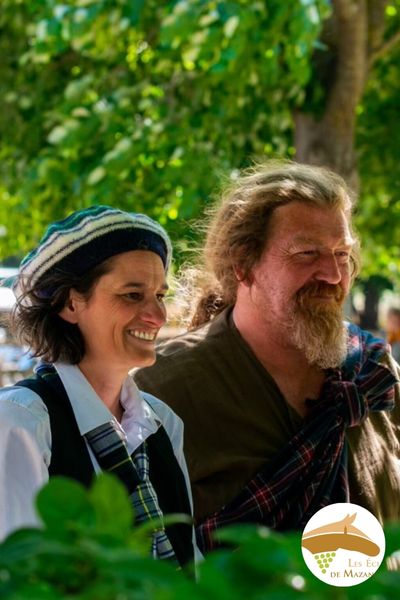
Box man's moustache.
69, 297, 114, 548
296, 282, 345, 305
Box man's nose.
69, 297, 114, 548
314, 254, 342, 285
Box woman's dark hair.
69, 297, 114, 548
11, 259, 114, 364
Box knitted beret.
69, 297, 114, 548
15, 205, 172, 297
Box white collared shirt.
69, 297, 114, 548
0, 362, 194, 545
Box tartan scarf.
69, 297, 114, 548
85, 421, 176, 560
196, 323, 398, 553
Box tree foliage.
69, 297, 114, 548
356, 32, 400, 283
0, 0, 399, 284
0, 0, 329, 259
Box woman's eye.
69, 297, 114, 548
123, 293, 142, 301
122, 292, 167, 302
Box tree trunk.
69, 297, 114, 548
359, 279, 381, 331
294, 111, 359, 191
293, 1, 392, 330
294, 0, 370, 190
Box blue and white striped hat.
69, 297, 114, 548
15, 205, 172, 298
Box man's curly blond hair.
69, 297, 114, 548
188, 160, 359, 329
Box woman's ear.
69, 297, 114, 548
58, 290, 84, 324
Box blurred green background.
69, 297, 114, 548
1, 0, 400, 328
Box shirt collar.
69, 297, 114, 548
53, 363, 161, 444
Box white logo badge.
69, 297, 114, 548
301, 503, 385, 587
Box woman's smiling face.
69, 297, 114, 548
61, 250, 168, 373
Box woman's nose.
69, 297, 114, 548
140, 299, 167, 327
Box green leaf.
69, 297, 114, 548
224, 16, 239, 38
36, 476, 95, 533
87, 165, 106, 185
0, 527, 45, 566
89, 473, 133, 538
64, 75, 94, 100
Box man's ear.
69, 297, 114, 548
234, 265, 254, 286
58, 290, 83, 324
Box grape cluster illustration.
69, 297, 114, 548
314, 552, 336, 574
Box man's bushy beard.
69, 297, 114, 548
288, 282, 348, 369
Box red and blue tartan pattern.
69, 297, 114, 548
196, 323, 399, 553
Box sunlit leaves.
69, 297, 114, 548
0, 0, 399, 286
0, 0, 328, 264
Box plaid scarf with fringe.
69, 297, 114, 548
196, 323, 398, 553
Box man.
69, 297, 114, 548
135, 161, 400, 552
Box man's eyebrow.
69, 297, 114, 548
290, 236, 317, 245
290, 235, 355, 246
121, 282, 169, 291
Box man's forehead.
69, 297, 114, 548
270, 202, 354, 242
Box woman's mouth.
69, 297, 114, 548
127, 329, 157, 341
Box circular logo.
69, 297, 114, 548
301, 503, 385, 587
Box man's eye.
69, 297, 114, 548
156, 294, 166, 302
335, 251, 351, 263
298, 250, 317, 256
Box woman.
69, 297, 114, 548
0, 205, 196, 566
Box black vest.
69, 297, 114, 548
17, 372, 194, 566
